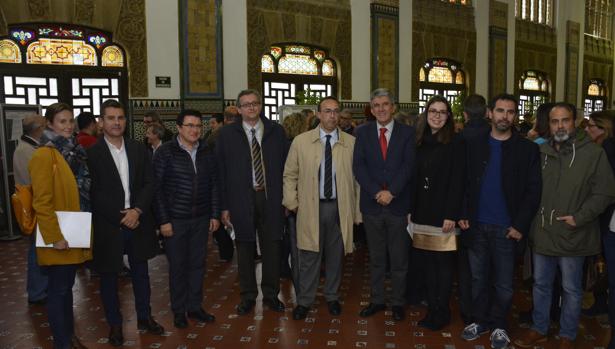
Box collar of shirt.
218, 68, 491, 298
104, 136, 124, 152
242, 119, 264, 142
376, 119, 394, 141
24, 135, 40, 146
176, 136, 199, 153
319, 126, 339, 144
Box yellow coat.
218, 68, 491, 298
283, 127, 361, 254
29, 146, 92, 266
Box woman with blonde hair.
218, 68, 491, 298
282, 112, 307, 140
30, 102, 92, 349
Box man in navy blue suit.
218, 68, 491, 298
353, 88, 416, 321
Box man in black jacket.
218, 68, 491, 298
458, 94, 541, 349
152, 109, 220, 329
216, 89, 289, 315
88, 100, 163, 346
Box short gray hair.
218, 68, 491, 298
146, 124, 165, 139
22, 115, 45, 136
236, 89, 262, 108
370, 88, 396, 104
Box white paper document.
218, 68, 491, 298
36, 211, 92, 248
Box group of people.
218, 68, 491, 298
12, 87, 615, 349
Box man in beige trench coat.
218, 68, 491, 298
283, 96, 361, 320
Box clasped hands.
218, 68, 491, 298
375, 190, 394, 206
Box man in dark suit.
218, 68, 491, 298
353, 88, 416, 322
216, 89, 289, 315
88, 100, 163, 346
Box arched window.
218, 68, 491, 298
442, 0, 471, 5
0, 23, 127, 116
584, 79, 607, 117
418, 58, 466, 111
515, 0, 553, 26
518, 70, 550, 118
261, 43, 337, 120
586, 0, 613, 40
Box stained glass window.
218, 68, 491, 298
262, 55, 274, 73
442, 0, 470, 4
515, 0, 552, 26
428, 67, 453, 84
584, 79, 607, 117
455, 71, 464, 85
588, 83, 601, 96
585, 0, 613, 40
0, 39, 21, 63
261, 44, 337, 120
523, 77, 540, 90
101, 45, 124, 67
27, 38, 97, 66
518, 70, 550, 116
419, 68, 425, 82
322, 60, 334, 76
278, 54, 319, 75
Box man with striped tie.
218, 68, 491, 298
283, 96, 361, 320
216, 89, 289, 315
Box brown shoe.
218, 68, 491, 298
558, 337, 574, 349
514, 329, 548, 348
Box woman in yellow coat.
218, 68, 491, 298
29, 102, 92, 349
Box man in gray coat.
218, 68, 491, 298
13, 115, 47, 305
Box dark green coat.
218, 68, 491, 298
530, 135, 615, 257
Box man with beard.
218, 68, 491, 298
459, 94, 541, 349
514, 103, 615, 349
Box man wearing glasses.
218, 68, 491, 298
283, 97, 361, 320
152, 109, 220, 328
216, 89, 289, 315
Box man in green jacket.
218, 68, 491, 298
515, 103, 615, 349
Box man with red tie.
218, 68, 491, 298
353, 88, 416, 321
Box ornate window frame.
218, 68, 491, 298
418, 57, 467, 111
518, 69, 550, 117
515, 0, 553, 26
584, 78, 607, 117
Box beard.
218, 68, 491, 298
494, 120, 511, 132
553, 129, 570, 143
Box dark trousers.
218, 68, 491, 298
46, 264, 78, 349
236, 190, 281, 302
603, 231, 615, 327
363, 209, 410, 306
406, 244, 426, 305
213, 226, 234, 261
287, 213, 300, 292
467, 223, 515, 330
100, 229, 151, 325
457, 234, 473, 324
165, 216, 209, 314
418, 249, 454, 320
27, 236, 48, 302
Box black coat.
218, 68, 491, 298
216, 117, 288, 241
412, 132, 466, 226
462, 128, 542, 235
461, 118, 490, 141
87, 137, 159, 273
600, 137, 615, 233
152, 136, 219, 224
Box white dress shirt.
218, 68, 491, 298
319, 127, 338, 199
242, 120, 264, 187
104, 137, 131, 209
376, 119, 395, 144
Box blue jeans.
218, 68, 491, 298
27, 238, 48, 302
100, 229, 151, 325
46, 264, 78, 349
531, 253, 584, 340
467, 223, 515, 330
603, 231, 615, 327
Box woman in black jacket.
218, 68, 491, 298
412, 95, 466, 330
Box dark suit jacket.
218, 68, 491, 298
88, 137, 159, 273
353, 120, 416, 216
216, 117, 288, 241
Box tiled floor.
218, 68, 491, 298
0, 237, 611, 348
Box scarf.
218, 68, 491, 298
39, 128, 91, 211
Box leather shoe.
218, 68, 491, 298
187, 308, 216, 323
137, 316, 165, 335
292, 305, 310, 320
392, 306, 405, 321
71, 335, 87, 349
263, 298, 285, 312
173, 313, 188, 329
236, 300, 256, 315
108, 325, 123, 347
28, 297, 47, 306
327, 301, 341, 316
359, 303, 386, 317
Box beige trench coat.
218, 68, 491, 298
283, 127, 361, 254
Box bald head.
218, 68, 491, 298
22, 115, 46, 141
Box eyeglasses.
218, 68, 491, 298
181, 123, 202, 129
587, 122, 601, 129
428, 109, 448, 117
322, 109, 340, 115
239, 102, 261, 109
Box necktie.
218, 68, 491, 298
324, 135, 332, 199
379, 127, 388, 161
251, 128, 264, 187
